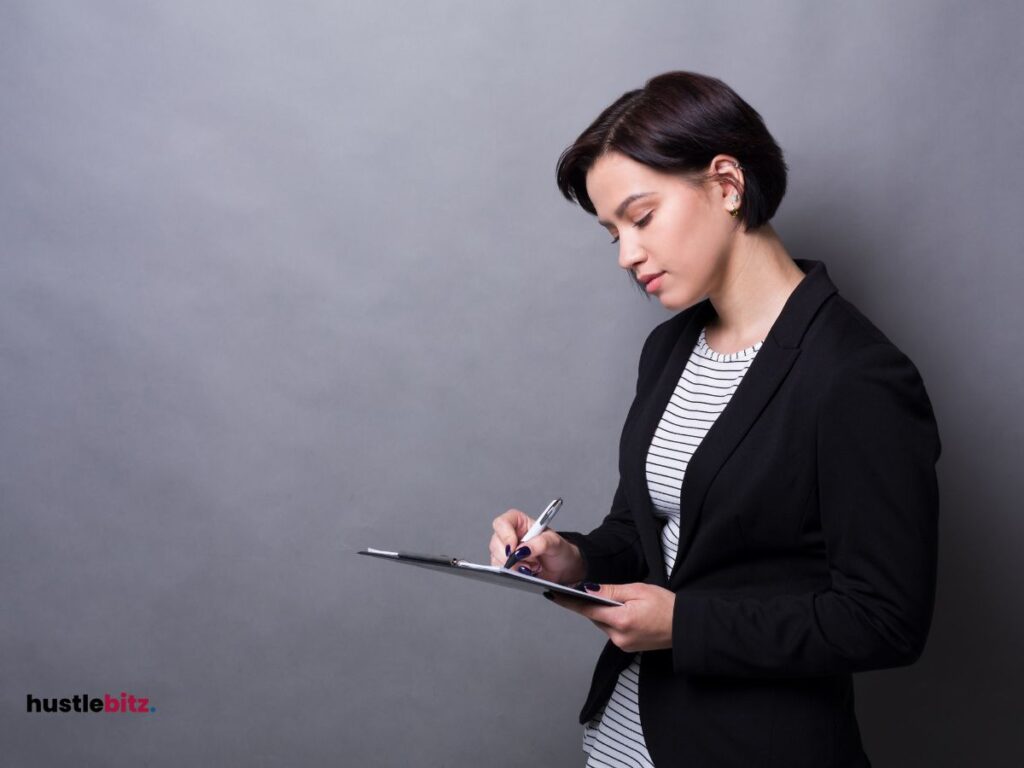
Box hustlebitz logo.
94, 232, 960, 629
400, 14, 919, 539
27, 692, 155, 714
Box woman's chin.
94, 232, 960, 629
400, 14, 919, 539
657, 292, 687, 311
658, 291, 701, 312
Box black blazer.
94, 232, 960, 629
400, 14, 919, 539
558, 258, 941, 768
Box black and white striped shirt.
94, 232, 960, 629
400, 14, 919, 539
582, 326, 764, 767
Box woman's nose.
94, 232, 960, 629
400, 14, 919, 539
618, 238, 645, 271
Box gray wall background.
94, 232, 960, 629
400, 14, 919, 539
2, 1, 1021, 765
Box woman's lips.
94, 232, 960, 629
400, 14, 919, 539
644, 272, 665, 293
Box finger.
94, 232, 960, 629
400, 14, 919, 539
580, 582, 642, 605
489, 529, 530, 566
489, 533, 509, 567
585, 605, 623, 627
492, 509, 535, 553
515, 563, 541, 578
507, 528, 560, 567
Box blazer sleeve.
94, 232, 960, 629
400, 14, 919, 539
559, 479, 647, 585
556, 323, 668, 585
671, 341, 942, 678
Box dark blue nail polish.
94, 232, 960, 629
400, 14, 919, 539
517, 565, 533, 576
583, 582, 600, 592
513, 546, 531, 561
505, 544, 511, 557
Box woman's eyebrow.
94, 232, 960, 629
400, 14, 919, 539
596, 192, 654, 227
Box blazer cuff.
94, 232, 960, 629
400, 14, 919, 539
557, 528, 650, 585
556, 530, 599, 584
672, 592, 707, 675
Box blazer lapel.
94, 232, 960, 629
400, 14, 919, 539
623, 301, 713, 587
667, 335, 801, 586
668, 259, 839, 587
623, 259, 839, 589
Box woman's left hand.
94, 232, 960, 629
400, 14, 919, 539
548, 582, 675, 653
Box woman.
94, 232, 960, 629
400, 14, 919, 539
488, 71, 941, 768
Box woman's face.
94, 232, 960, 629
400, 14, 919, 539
585, 151, 739, 311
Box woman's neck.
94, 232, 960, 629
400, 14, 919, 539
704, 224, 806, 353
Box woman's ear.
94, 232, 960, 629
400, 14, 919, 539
710, 155, 745, 202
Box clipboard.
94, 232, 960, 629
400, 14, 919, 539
357, 548, 623, 607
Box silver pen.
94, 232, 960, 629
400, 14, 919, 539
502, 498, 563, 569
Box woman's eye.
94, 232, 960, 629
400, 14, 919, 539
608, 212, 652, 244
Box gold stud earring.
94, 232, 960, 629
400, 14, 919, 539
728, 163, 742, 214
728, 192, 740, 216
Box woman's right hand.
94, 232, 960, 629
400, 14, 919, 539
489, 508, 587, 586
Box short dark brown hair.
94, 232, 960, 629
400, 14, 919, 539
555, 71, 788, 231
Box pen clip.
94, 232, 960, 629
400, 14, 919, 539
536, 498, 563, 527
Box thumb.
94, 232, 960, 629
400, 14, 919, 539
587, 582, 644, 603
